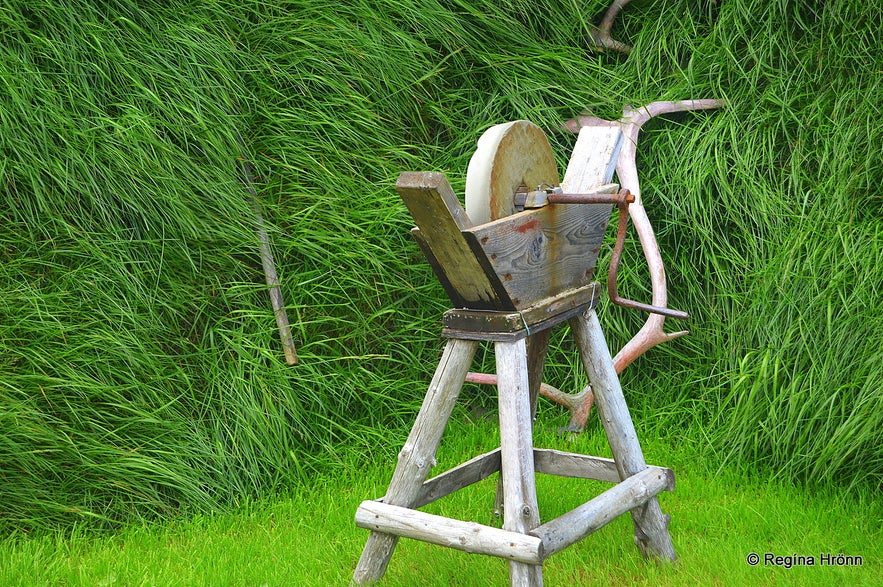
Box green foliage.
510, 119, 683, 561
1, 0, 880, 533
1, 421, 881, 585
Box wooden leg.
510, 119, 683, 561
569, 309, 676, 561
526, 329, 552, 421
496, 338, 544, 586
352, 338, 479, 585
495, 329, 551, 519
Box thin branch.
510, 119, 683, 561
239, 149, 299, 365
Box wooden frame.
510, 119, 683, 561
353, 125, 675, 586
352, 307, 675, 586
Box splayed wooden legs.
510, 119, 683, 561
352, 338, 478, 585
353, 307, 674, 586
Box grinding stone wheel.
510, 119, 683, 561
464, 120, 559, 226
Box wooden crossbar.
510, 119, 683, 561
530, 466, 675, 558
355, 501, 545, 565
358, 461, 674, 566
415, 446, 668, 509
414, 449, 501, 508
533, 449, 621, 482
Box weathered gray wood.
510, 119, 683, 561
489, 327, 553, 523
496, 338, 544, 586
530, 466, 675, 558
441, 282, 600, 341
532, 449, 620, 483
414, 449, 501, 508
560, 126, 623, 194
355, 500, 544, 565
357, 122, 681, 585
410, 227, 470, 309
525, 329, 551, 421
397, 172, 512, 310
400, 129, 622, 313
569, 309, 676, 562
463, 193, 613, 309
239, 151, 298, 365
353, 338, 479, 585
570, 310, 644, 475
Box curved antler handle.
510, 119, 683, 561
607, 189, 689, 320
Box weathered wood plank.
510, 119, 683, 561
397, 172, 512, 310
496, 338, 544, 586
441, 282, 600, 341
355, 500, 544, 565
463, 196, 612, 310
570, 309, 676, 562
530, 466, 675, 558
525, 329, 552, 421
561, 126, 623, 193
532, 449, 620, 483
411, 228, 470, 309
414, 449, 501, 508
353, 338, 479, 585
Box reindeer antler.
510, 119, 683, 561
589, 0, 633, 54
565, 99, 724, 382
567, 101, 725, 370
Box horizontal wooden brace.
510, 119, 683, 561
532, 449, 621, 483
414, 448, 666, 508
530, 466, 675, 559
442, 282, 600, 341
414, 449, 501, 508
355, 500, 544, 565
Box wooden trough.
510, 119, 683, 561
352, 121, 676, 586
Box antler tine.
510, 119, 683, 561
610, 100, 722, 370
590, 0, 633, 54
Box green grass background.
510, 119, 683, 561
1, 0, 881, 534
1, 420, 880, 586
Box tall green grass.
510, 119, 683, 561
639, 0, 883, 490
1, 0, 880, 533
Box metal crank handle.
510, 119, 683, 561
516, 184, 625, 209
607, 189, 690, 320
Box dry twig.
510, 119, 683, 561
239, 152, 299, 365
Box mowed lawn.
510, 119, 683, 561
2, 418, 878, 586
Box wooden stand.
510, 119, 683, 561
353, 127, 676, 585
353, 297, 675, 586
